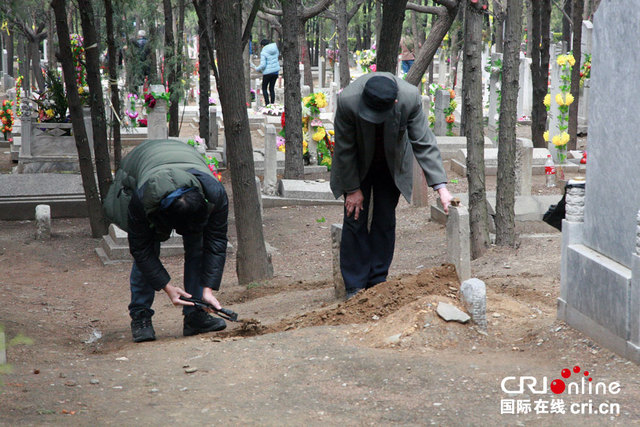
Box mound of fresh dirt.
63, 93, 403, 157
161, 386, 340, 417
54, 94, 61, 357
221, 264, 459, 337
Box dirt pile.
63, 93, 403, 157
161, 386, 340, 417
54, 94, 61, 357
221, 264, 460, 338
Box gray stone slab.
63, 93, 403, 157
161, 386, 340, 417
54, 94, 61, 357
446, 204, 470, 281
565, 244, 632, 338
435, 136, 493, 160
331, 223, 346, 299
460, 278, 487, 330
436, 302, 470, 323
582, 3, 640, 269
450, 147, 579, 176
278, 179, 334, 200
262, 195, 343, 208
430, 192, 563, 225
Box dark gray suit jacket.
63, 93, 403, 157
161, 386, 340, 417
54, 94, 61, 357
330, 72, 447, 202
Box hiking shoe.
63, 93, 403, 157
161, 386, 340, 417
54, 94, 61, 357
130, 309, 156, 343
183, 309, 227, 336
346, 288, 364, 300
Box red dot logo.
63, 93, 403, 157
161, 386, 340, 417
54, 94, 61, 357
550, 379, 566, 394
584, 371, 589, 376
561, 369, 571, 378
573, 366, 581, 373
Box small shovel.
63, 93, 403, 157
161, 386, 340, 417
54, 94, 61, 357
179, 296, 239, 322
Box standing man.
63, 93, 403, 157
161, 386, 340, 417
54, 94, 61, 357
104, 139, 229, 342
330, 72, 452, 299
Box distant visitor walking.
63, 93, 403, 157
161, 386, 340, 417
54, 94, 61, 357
252, 39, 280, 106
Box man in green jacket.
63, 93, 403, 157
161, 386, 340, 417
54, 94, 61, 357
104, 140, 229, 342
330, 73, 453, 299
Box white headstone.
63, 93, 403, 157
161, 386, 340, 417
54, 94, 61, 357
263, 124, 278, 195
147, 88, 168, 140
319, 56, 326, 88
517, 54, 532, 119
433, 90, 450, 136
487, 53, 502, 138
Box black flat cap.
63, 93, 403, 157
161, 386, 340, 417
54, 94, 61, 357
358, 75, 398, 123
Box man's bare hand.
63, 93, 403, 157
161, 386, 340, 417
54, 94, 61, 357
202, 287, 222, 311
437, 187, 453, 214
163, 284, 193, 307
345, 189, 364, 221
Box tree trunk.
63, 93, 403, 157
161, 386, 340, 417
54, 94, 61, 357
495, 0, 522, 247
281, 0, 305, 179
406, 5, 459, 87
567, 0, 584, 149
28, 34, 46, 92
147, 4, 159, 84
375, 0, 382, 46
211, 0, 273, 285
524, 0, 533, 57
4, 33, 14, 77
529, 0, 551, 148
562, 0, 572, 47
463, 0, 490, 259
163, 0, 179, 136
197, 0, 210, 147
52, 0, 108, 238
493, 1, 505, 53
300, 28, 314, 93
176, 0, 186, 133
337, 0, 351, 88
104, 0, 122, 170
17, 38, 29, 93
79, 0, 113, 201
377, 0, 409, 73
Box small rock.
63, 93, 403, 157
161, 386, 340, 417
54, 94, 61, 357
371, 315, 379, 321
492, 313, 501, 318
436, 302, 470, 323
337, 309, 345, 315
184, 367, 198, 374
385, 334, 401, 345
64, 380, 77, 387
150, 388, 159, 393
90, 379, 100, 385
115, 357, 129, 361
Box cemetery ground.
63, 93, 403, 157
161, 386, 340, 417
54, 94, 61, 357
1, 133, 640, 425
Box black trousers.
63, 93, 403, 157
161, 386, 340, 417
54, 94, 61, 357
262, 72, 278, 105
340, 160, 401, 293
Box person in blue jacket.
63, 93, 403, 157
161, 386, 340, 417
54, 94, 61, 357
252, 39, 280, 106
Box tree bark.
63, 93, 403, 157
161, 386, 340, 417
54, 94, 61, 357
492, 0, 505, 53
163, 0, 179, 136
376, 0, 409, 73
197, 0, 210, 147
336, 0, 351, 88
495, 0, 522, 247
4, 33, 14, 77
104, 0, 122, 170
281, 0, 305, 179
567, 0, 584, 149
463, 0, 490, 259
211, 0, 273, 284
562, 0, 572, 47
79, 0, 112, 201
300, 28, 314, 93
529, 0, 550, 148
52, 0, 107, 238
405, 3, 459, 87
375, 0, 382, 46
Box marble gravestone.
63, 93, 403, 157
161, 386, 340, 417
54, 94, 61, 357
558, 0, 640, 364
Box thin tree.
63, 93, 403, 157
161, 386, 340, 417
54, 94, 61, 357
529, 0, 550, 148
78, 0, 112, 201
323, 0, 364, 88
492, 0, 505, 53
376, 0, 409, 73
104, 0, 122, 170
463, 0, 490, 259
567, 0, 584, 150
405, 0, 461, 87
197, 0, 211, 148
162, 0, 179, 136
495, 0, 522, 247
51, 0, 108, 238
210, 0, 273, 284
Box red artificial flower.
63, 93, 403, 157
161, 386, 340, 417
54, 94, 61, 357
281, 111, 286, 128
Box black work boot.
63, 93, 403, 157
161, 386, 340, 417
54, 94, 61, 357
130, 308, 156, 343
183, 308, 226, 336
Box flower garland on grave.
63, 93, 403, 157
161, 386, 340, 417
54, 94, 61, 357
32, 68, 69, 123
355, 48, 376, 73
1, 100, 14, 140
187, 136, 222, 181
14, 75, 23, 116
548, 53, 575, 171
427, 83, 457, 136
302, 92, 334, 168
260, 103, 284, 116
326, 49, 339, 67
143, 92, 171, 124
70, 34, 89, 104
125, 93, 139, 127
580, 54, 591, 88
